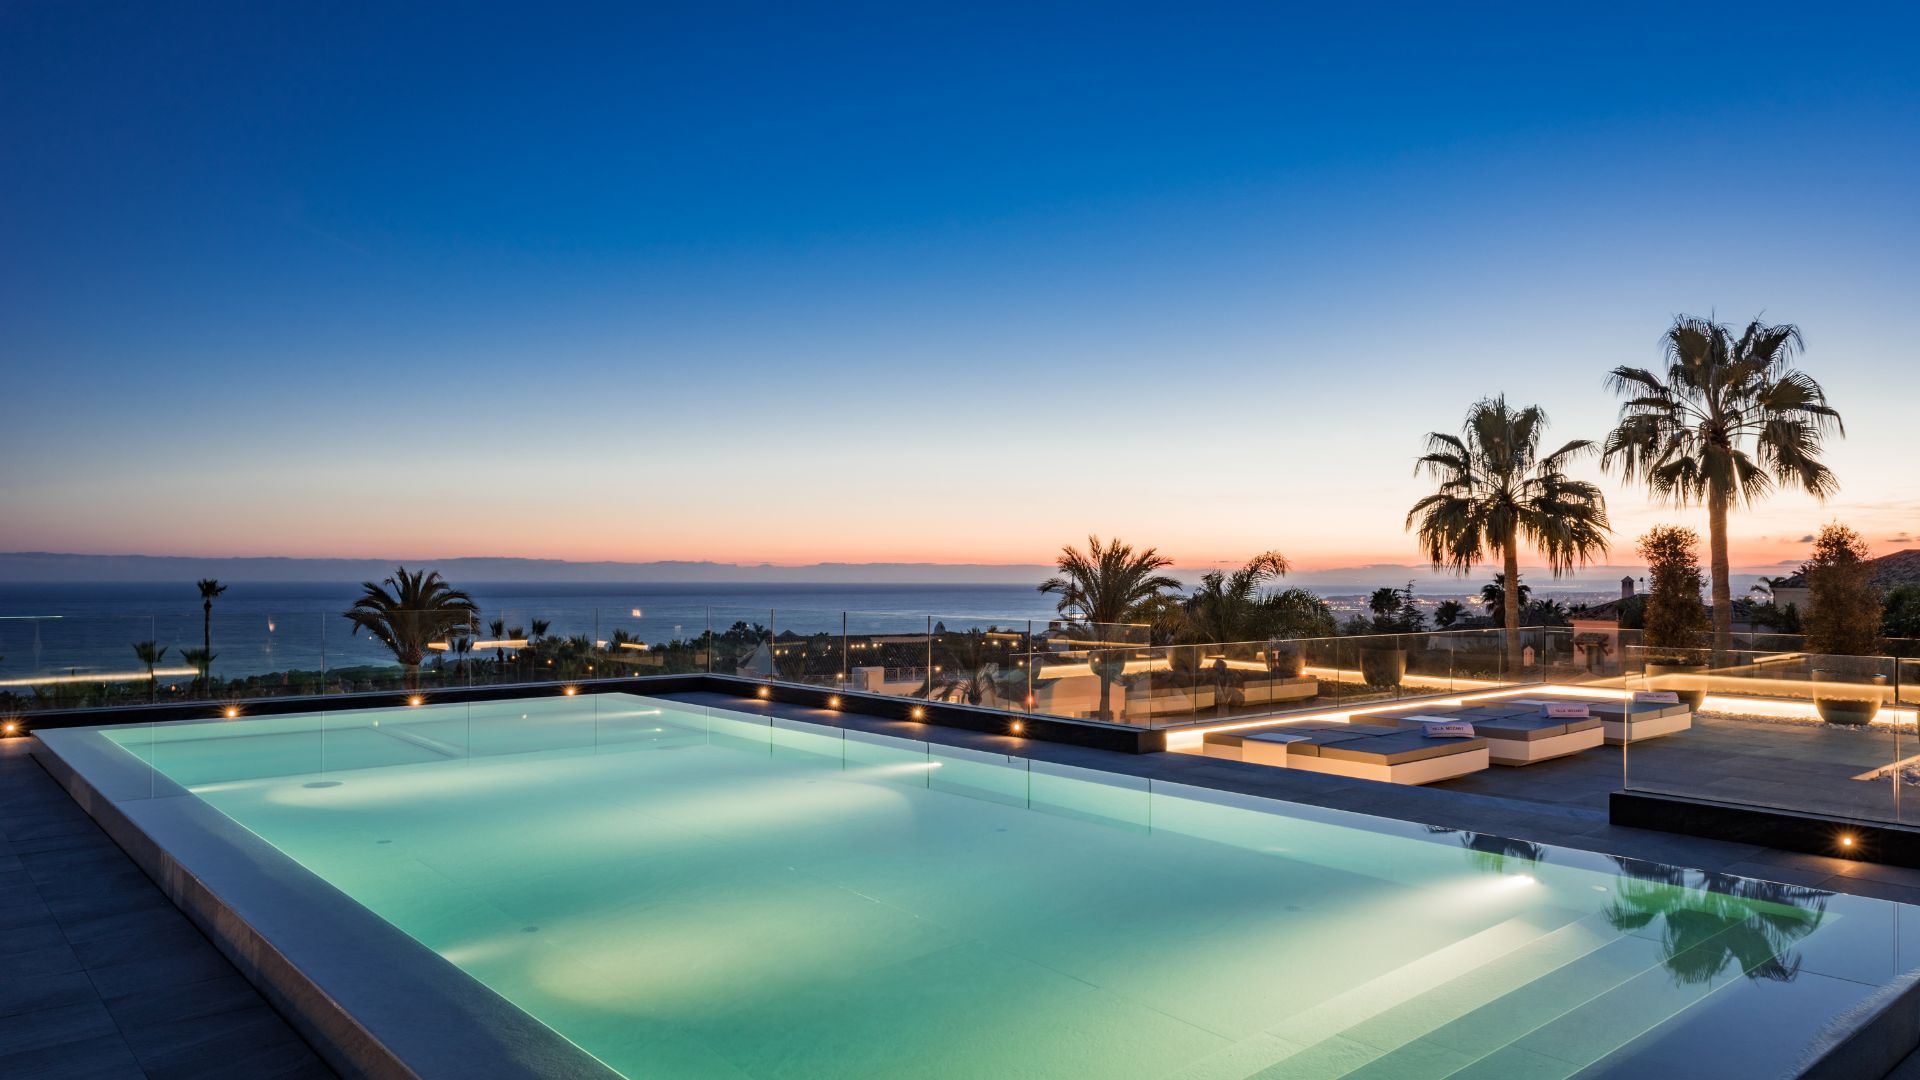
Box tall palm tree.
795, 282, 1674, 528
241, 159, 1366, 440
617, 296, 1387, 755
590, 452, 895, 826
1408, 396, 1611, 672
343, 567, 480, 689
195, 579, 227, 659
1180, 551, 1291, 645
1603, 316, 1843, 655
131, 640, 168, 703
1039, 536, 1182, 721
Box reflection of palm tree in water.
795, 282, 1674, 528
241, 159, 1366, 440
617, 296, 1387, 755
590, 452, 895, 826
1429, 827, 1545, 875
1604, 857, 1830, 984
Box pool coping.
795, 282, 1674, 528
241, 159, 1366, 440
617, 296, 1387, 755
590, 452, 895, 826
32, 726, 621, 1080
31, 691, 1920, 1080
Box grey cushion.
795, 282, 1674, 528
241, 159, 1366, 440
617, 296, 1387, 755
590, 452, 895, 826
1245, 726, 1375, 758
1472, 715, 1605, 740
1319, 731, 1488, 765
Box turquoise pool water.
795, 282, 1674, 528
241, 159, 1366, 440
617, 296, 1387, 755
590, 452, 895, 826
98, 694, 1918, 1078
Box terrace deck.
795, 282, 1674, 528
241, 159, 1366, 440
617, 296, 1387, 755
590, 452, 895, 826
0, 738, 333, 1079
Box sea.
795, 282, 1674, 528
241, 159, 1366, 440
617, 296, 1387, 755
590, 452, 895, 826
0, 582, 1068, 680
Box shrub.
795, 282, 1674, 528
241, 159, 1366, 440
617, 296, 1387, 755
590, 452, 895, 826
1803, 524, 1883, 657
1638, 526, 1709, 662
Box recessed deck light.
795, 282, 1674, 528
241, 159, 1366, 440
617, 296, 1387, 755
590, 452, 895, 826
223, 707, 239, 719
756, 686, 770, 698
1010, 720, 1024, 735
408, 695, 424, 707
827, 696, 841, 709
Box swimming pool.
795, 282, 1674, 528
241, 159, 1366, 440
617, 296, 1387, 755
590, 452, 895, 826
41, 693, 1920, 1078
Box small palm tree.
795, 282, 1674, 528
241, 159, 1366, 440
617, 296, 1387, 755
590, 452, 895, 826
195, 579, 227, 659
1433, 600, 1465, 629
1039, 536, 1182, 721
1408, 396, 1610, 672
1479, 573, 1532, 624
180, 647, 216, 696
1603, 316, 1843, 655
131, 640, 168, 703
343, 567, 479, 688
1180, 552, 1291, 645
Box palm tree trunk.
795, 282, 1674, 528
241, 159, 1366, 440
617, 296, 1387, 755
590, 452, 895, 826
1503, 538, 1521, 676
1097, 670, 1112, 721
1709, 490, 1733, 660
203, 600, 212, 657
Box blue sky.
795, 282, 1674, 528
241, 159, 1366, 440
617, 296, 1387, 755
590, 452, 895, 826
3, 3, 1916, 572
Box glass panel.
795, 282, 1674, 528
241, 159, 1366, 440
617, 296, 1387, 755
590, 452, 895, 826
1622, 644, 1901, 825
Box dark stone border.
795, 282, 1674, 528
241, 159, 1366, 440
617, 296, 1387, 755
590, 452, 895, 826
12, 672, 1161, 753
1609, 789, 1920, 866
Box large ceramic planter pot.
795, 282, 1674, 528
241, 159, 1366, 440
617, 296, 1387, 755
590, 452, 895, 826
1359, 647, 1406, 689
1267, 644, 1306, 679
1642, 660, 1707, 710
1813, 670, 1887, 726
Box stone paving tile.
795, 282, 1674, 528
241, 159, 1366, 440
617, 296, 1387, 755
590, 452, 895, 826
0, 1033, 146, 1080
0, 741, 335, 1079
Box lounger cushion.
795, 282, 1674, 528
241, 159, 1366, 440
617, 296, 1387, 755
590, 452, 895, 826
1319, 731, 1488, 765
1470, 714, 1602, 740
1245, 726, 1380, 758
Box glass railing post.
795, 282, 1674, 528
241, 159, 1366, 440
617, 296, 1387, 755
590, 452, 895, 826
1024, 620, 1034, 714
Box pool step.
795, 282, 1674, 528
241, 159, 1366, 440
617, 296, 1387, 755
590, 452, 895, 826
1344, 919, 1755, 1079
1238, 913, 1625, 1079
1165, 908, 1610, 1079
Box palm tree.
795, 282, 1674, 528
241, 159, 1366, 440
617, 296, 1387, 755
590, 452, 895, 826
195, 579, 227, 659
1478, 573, 1532, 624
342, 567, 480, 689
1603, 316, 1843, 655
180, 647, 216, 697
1039, 536, 1182, 721
487, 618, 509, 670
1180, 552, 1291, 644
1433, 600, 1465, 629
131, 640, 168, 703
1408, 396, 1611, 672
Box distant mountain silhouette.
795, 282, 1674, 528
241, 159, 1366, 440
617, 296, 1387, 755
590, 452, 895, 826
0, 551, 1789, 594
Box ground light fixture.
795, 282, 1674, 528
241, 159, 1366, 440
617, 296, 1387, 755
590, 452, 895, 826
562, 686, 578, 696
408, 695, 424, 707
910, 706, 925, 720
827, 695, 841, 709
1010, 720, 1024, 735
2, 721, 18, 736
756, 686, 770, 699
1840, 833, 1858, 852
223, 706, 239, 719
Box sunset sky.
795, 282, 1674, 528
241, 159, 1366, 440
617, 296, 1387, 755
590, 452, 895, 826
4, 4, 1915, 577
